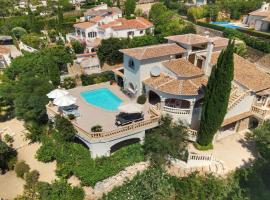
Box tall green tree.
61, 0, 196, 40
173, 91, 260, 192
124, 0, 136, 18
197, 40, 235, 146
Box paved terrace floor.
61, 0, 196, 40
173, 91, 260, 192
65, 82, 151, 133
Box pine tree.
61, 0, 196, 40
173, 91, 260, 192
197, 40, 235, 146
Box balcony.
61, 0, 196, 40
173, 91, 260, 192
163, 106, 191, 115
251, 105, 270, 120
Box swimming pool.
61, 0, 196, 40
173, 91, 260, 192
81, 88, 123, 111
210, 21, 241, 29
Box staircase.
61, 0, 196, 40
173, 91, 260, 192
228, 86, 249, 111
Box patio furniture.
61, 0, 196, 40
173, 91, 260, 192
115, 112, 144, 126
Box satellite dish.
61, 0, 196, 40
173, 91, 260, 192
150, 66, 161, 77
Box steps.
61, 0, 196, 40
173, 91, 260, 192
228, 86, 249, 111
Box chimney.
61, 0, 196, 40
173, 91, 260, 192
204, 38, 214, 76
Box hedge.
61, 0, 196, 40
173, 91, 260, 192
36, 134, 145, 186
195, 21, 270, 53
238, 28, 270, 40
196, 21, 225, 32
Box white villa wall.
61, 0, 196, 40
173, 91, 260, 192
225, 94, 254, 119
247, 15, 265, 28
75, 24, 99, 39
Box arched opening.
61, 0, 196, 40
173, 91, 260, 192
129, 82, 135, 91
148, 90, 161, 105
110, 138, 140, 154
249, 117, 260, 129
165, 98, 190, 109
73, 136, 89, 150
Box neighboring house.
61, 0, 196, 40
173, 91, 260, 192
244, 2, 270, 32
73, 53, 101, 74
0, 46, 12, 69
115, 33, 270, 140
66, 4, 154, 52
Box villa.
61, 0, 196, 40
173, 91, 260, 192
244, 2, 270, 32
47, 33, 270, 158
66, 4, 154, 52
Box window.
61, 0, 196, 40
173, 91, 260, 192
82, 32, 86, 37
127, 31, 134, 37
128, 59, 135, 69
76, 30, 80, 36
88, 32, 97, 38
176, 54, 182, 59
140, 30, 143, 34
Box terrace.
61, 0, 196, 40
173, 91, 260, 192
46, 82, 160, 157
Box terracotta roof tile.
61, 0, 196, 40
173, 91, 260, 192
211, 52, 270, 92
165, 34, 209, 45
90, 16, 104, 23
74, 22, 95, 29
162, 58, 204, 77
144, 74, 207, 96
120, 43, 186, 60
249, 10, 270, 17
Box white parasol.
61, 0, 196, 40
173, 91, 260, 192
53, 94, 76, 107
47, 89, 69, 99
118, 103, 143, 114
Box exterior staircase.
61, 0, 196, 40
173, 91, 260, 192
228, 86, 249, 111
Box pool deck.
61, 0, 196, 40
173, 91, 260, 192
52, 82, 151, 132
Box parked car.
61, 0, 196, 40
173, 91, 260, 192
115, 112, 144, 126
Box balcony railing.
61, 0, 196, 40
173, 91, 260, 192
163, 106, 191, 115
251, 105, 270, 119
46, 105, 160, 142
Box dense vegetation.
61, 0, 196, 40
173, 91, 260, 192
80, 71, 114, 86
0, 46, 73, 124
0, 140, 17, 173
36, 116, 145, 186
198, 40, 234, 146
144, 115, 188, 166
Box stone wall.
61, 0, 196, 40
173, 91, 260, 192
237, 117, 250, 132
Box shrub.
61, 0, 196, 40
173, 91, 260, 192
3, 134, 14, 144
62, 77, 76, 89
25, 122, 46, 142
21, 33, 46, 49
80, 71, 114, 86
11, 27, 27, 39
15, 161, 30, 178
54, 115, 76, 141
0, 140, 17, 173
71, 40, 84, 54
194, 142, 213, 151
68, 114, 75, 120
36, 137, 55, 162
137, 94, 147, 104
91, 125, 103, 132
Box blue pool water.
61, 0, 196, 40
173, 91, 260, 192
210, 21, 241, 29
81, 88, 123, 111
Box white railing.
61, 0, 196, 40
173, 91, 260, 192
228, 91, 250, 111
187, 152, 213, 167
47, 105, 160, 142
163, 106, 191, 115
19, 42, 37, 52
251, 105, 270, 119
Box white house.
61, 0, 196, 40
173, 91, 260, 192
244, 2, 270, 32
116, 33, 270, 139
66, 4, 154, 52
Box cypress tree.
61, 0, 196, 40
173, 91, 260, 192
197, 39, 235, 146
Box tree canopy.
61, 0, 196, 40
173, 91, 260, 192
124, 0, 136, 18
198, 40, 235, 146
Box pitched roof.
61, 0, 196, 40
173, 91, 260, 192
99, 17, 153, 31
162, 58, 204, 77
165, 34, 209, 45
90, 16, 104, 23
0, 45, 11, 54
73, 22, 95, 29
84, 6, 122, 17
211, 52, 270, 92
120, 43, 186, 60
222, 111, 252, 126
249, 10, 270, 17
143, 73, 207, 96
